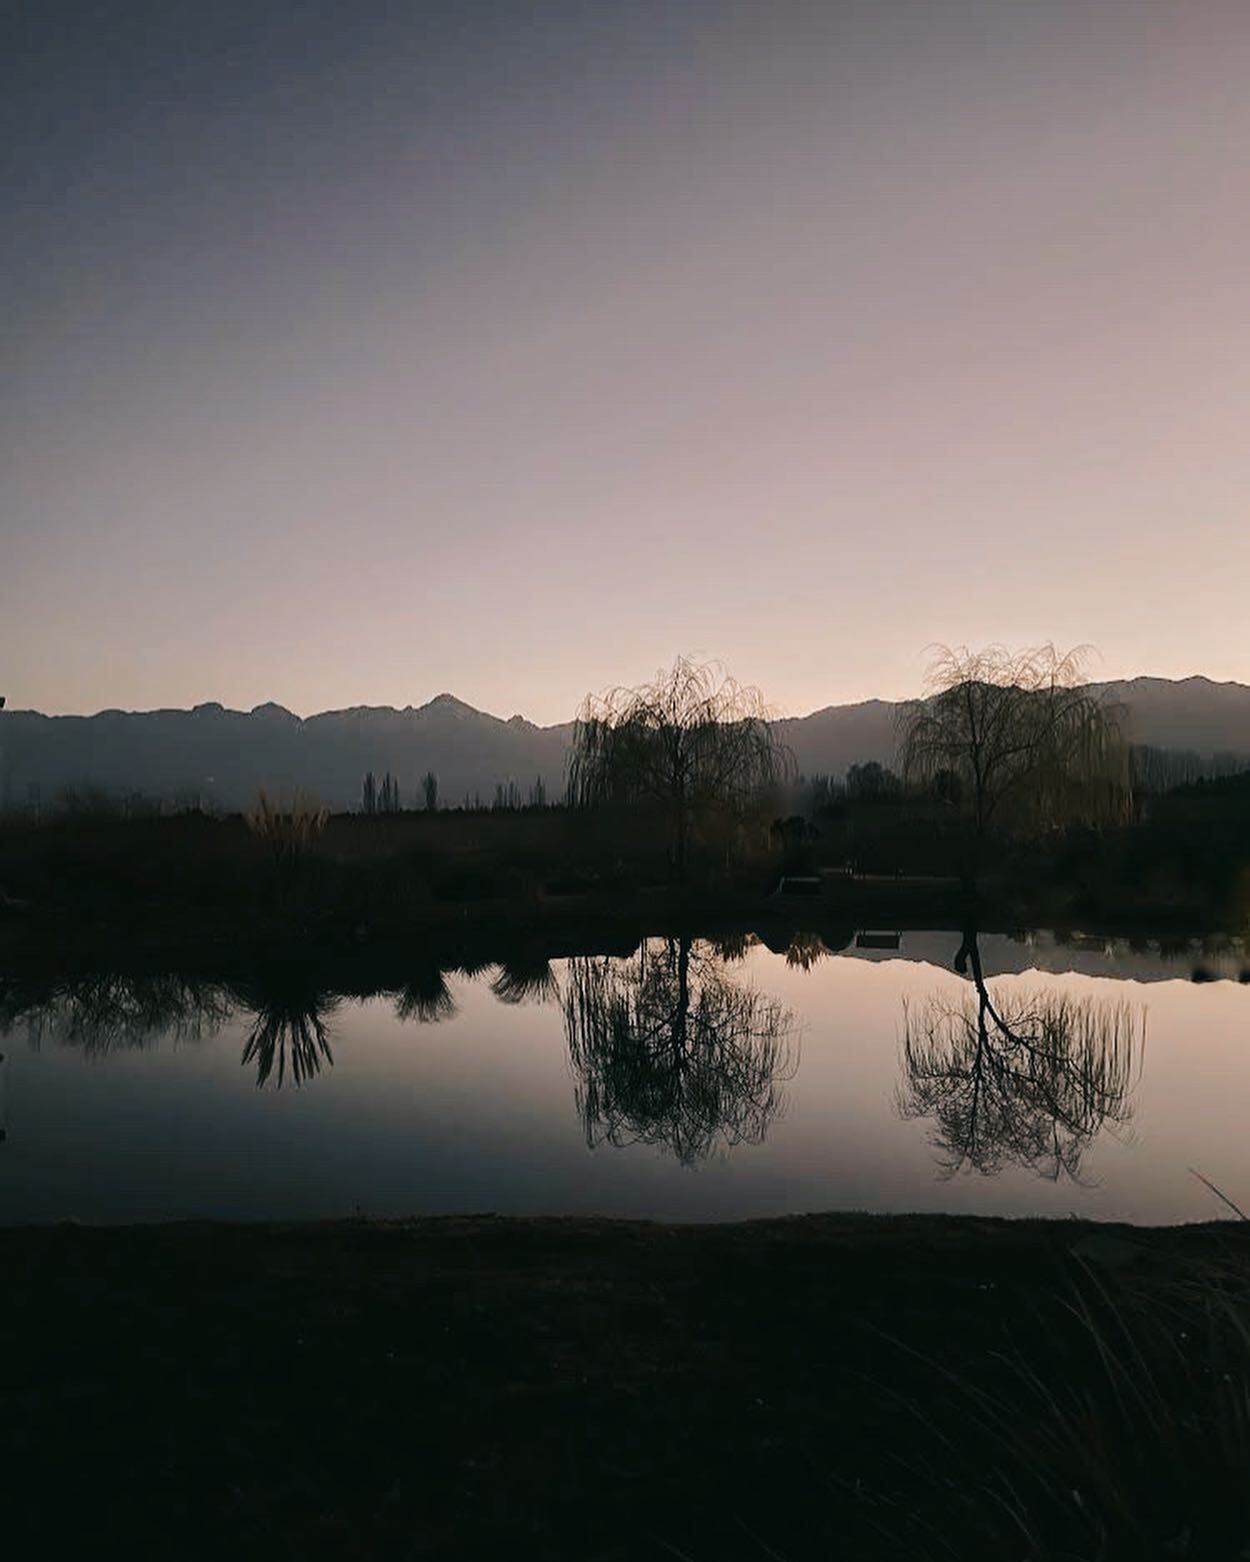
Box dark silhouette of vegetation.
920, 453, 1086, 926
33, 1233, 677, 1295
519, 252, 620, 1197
898, 644, 1130, 887
4, 649, 1249, 942
245, 788, 329, 904
4, 770, 1249, 943
883, 1242, 1250, 1560
489, 949, 559, 1005
232, 966, 339, 1087
360, 771, 400, 813
563, 935, 796, 1163
390, 965, 458, 1024
784, 930, 829, 970
10, 1207, 1246, 1562
800, 771, 846, 820
845, 760, 901, 802
898, 928, 1143, 1179
1130, 743, 1250, 795
568, 657, 793, 880
0, 970, 228, 1053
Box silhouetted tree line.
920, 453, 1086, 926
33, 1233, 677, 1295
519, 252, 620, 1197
1128, 744, 1250, 796
444, 778, 551, 813
358, 770, 551, 816
361, 771, 402, 814
2, 784, 220, 822
794, 745, 1249, 822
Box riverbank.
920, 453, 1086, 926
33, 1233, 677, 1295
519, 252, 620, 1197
4, 1211, 1247, 1558
2, 796, 1247, 970
2, 874, 1243, 984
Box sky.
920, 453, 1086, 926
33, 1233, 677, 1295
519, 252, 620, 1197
4, 0, 1249, 725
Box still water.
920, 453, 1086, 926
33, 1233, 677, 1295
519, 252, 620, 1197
2, 930, 1248, 1226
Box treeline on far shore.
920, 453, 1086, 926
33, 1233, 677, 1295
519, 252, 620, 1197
4, 644, 1250, 943
2, 759, 1249, 944
4, 739, 1246, 825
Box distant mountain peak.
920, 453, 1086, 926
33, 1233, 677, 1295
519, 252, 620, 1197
1103, 673, 1246, 691
5, 677, 1246, 812
421, 693, 480, 717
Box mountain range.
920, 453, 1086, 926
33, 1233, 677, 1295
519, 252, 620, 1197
2, 677, 1248, 813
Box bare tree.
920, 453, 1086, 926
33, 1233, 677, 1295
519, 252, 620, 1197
898, 933, 1143, 1181
897, 644, 1129, 886
568, 657, 792, 879
563, 936, 796, 1164
421, 771, 438, 812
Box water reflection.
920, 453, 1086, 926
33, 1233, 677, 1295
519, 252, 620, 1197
490, 951, 559, 1006
563, 936, 797, 1165
784, 931, 829, 971
231, 967, 339, 1089
390, 967, 458, 1024
897, 932, 1144, 1181
706, 931, 755, 963
0, 971, 228, 1054
0, 930, 1192, 1182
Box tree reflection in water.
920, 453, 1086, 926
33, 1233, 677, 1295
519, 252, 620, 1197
391, 966, 458, 1024
231, 968, 339, 1088
564, 936, 796, 1165
898, 933, 1144, 1180
784, 931, 829, 971
0, 972, 229, 1054
490, 950, 559, 1006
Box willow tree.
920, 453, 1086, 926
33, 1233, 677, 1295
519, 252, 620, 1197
568, 658, 792, 879
897, 644, 1129, 887
563, 936, 795, 1165
898, 949, 1144, 1181
0, 971, 228, 1054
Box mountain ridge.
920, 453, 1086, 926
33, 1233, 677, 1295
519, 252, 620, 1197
2, 677, 1248, 811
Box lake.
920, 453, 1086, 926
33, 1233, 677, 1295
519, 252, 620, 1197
2, 928, 1248, 1225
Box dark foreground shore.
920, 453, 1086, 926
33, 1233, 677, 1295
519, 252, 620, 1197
5, 1212, 1248, 1559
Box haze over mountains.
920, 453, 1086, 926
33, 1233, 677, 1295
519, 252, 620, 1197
2, 678, 1248, 813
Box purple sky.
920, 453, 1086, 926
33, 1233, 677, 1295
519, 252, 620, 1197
4, 1, 1249, 723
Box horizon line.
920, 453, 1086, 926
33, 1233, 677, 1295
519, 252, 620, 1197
3, 672, 1243, 728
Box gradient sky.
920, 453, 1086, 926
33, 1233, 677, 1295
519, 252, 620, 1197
4, 0, 1249, 723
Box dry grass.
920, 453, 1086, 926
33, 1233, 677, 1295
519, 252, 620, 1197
873, 1233, 1250, 1559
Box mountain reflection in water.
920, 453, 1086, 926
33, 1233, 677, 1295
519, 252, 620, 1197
0, 928, 1244, 1225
